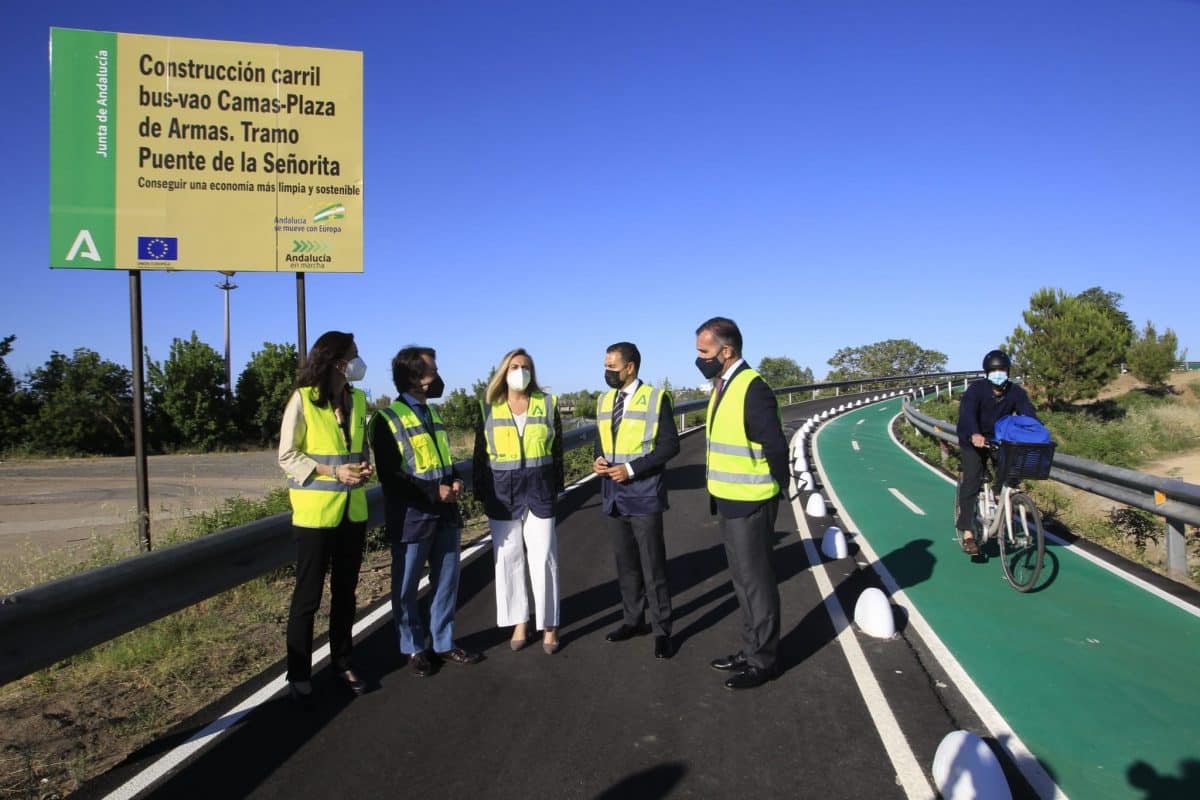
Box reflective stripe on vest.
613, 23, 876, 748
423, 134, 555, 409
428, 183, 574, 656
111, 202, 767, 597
705, 369, 778, 501
482, 393, 556, 471
375, 402, 453, 481
597, 383, 664, 465
288, 387, 369, 527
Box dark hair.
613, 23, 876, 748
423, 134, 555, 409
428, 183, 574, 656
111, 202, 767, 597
296, 331, 355, 408
606, 341, 641, 372
392, 346, 437, 394
695, 316, 743, 355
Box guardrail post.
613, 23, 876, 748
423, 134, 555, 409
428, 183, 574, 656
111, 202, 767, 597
812, 389, 817, 400
1165, 517, 1188, 578
835, 386, 840, 397
679, 412, 686, 431
787, 392, 793, 405
947, 380, 953, 397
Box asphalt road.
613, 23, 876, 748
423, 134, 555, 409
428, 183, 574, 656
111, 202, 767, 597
82, 393, 1033, 800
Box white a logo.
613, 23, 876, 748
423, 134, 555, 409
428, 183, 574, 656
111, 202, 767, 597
66, 229, 102, 262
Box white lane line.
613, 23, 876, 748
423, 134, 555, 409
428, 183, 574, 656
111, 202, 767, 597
886, 414, 1200, 620
887, 488, 925, 516
817, 417, 1066, 799
788, 432, 933, 800
852, 440, 861, 451
856, 419, 865, 425
104, 535, 493, 799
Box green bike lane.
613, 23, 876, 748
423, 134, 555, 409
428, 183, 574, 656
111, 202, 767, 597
813, 399, 1200, 800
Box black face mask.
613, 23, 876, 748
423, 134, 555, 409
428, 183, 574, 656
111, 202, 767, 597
424, 375, 445, 399
604, 369, 625, 389
695, 355, 723, 380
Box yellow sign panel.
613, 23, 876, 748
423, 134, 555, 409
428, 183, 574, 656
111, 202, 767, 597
50, 28, 363, 272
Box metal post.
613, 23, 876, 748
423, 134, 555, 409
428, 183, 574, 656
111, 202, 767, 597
1165, 517, 1188, 578
296, 272, 308, 366
679, 412, 686, 431
129, 271, 151, 552
217, 272, 237, 406
787, 392, 793, 405
835, 386, 840, 397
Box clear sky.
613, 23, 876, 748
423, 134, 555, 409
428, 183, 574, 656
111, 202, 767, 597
4, 1, 1198, 403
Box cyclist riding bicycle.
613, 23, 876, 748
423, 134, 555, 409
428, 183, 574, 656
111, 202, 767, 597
955, 349, 1039, 555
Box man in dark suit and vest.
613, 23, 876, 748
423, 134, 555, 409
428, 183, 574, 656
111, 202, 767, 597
593, 342, 681, 659
371, 346, 482, 677
695, 317, 790, 690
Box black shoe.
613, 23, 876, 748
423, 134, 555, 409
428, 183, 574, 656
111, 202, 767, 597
437, 647, 483, 665
337, 669, 366, 696
288, 681, 314, 710
605, 623, 649, 643
724, 665, 775, 690
709, 652, 748, 672
654, 636, 674, 660
410, 650, 435, 678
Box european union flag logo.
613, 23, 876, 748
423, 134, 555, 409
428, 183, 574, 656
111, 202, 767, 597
137, 236, 178, 261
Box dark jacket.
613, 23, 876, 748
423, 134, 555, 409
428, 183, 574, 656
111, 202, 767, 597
370, 400, 461, 543
707, 362, 791, 519
472, 402, 565, 521
593, 385, 680, 517
956, 379, 1039, 447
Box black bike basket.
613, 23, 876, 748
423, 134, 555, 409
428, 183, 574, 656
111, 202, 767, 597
996, 442, 1056, 484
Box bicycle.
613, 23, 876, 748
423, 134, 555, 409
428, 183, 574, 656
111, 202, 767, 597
955, 440, 1055, 592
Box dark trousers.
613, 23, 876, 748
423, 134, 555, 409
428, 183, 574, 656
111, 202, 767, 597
719, 498, 780, 671
956, 445, 990, 532
606, 512, 672, 637
286, 516, 367, 682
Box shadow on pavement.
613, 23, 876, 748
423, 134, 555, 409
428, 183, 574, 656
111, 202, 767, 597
1127, 757, 1200, 800
593, 761, 687, 799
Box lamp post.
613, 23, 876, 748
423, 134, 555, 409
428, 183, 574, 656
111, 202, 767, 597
217, 271, 238, 406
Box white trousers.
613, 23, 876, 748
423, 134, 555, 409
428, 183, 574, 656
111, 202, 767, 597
490, 511, 560, 630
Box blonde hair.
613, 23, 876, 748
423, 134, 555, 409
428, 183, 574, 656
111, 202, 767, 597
485, 348, 543, 405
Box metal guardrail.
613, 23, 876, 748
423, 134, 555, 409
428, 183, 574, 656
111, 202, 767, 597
0, 370, 973, 686
902, 399, 1200, 579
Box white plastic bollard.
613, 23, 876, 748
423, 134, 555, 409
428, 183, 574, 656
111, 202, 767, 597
820, 410, 829, 420
853, 587, 895, 638
810, 414, 820, 424
820, 526, 847, 560
805, 492, 827, 517
797, 470, 814, 491
793, 455, 808, 475
932, 731, 1012, 800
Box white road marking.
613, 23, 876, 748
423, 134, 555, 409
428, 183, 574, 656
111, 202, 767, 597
852, 440, 861, 451
787, 430, 933, 800
856, 419, 865, 425
815, 413, 1067, 799
887, 488, 925, 515
886, 413, 1200, 620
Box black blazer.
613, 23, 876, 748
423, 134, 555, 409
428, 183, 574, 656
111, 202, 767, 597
707, 362, 790, 519
593, 384, 681, 516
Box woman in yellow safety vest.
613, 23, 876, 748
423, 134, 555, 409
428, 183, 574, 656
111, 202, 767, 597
473, 348, 564, 654
278, 331, 373, 704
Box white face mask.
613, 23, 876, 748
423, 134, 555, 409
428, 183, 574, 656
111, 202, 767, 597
343, 357, 367, 382
507, 367, 531, 391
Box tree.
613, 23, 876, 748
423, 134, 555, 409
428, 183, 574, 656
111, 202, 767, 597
0, 335, 34, 450
756, 356, 814, 389
148, 332, 237, 451
1077, 286, 1135, 359
1005, 288, 1127, 407
826, 339, 947, 381
235, 342, 298, 445
434, 371, 491, 431
24, 348, 133, 454
1126, 322, 1178, 390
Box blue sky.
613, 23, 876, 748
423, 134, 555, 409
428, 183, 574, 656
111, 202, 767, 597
4, 1, 1198, 403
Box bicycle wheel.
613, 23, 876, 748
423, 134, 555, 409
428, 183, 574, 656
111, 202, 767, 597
1000, 492, 1045, 591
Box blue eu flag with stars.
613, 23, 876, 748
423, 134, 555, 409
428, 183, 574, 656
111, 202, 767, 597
137, 236, 178, 261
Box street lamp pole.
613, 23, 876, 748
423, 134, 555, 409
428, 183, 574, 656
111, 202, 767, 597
217, 272, 238, 406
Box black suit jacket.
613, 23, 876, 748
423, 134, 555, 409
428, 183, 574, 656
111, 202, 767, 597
707, 362, 790, 519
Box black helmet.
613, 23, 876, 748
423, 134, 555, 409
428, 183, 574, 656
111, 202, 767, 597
983, 350, 1011, 373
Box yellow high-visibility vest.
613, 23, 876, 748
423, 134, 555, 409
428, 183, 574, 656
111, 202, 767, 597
705, 369, 778, 502
597, 382, 666, 464
288, 387, 369, 528
482, 392, 556, 471
374, 401, 453, 481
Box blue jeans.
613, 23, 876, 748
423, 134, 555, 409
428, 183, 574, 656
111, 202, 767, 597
390, 522, 461, 654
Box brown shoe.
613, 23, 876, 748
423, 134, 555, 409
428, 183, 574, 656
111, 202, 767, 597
960, 535, 980, 556
437, 647, 483, 665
